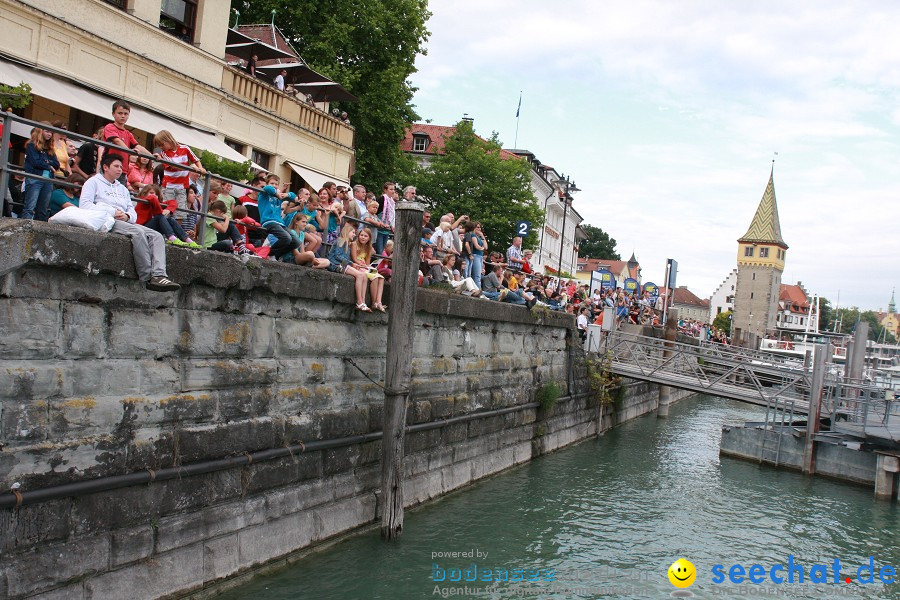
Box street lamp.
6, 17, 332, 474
556, 175, 580, 277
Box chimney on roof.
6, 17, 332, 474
461, 113, 474, 125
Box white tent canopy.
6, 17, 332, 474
285, 160, 349, 190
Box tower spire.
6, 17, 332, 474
890, 288, 896, 314
738, 169, 787, 248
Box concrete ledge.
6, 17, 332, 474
0, 219, 574, 328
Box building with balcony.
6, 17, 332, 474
400, 123, 586, 276
775, 282, 813, 332
0, 0, 354, 189
504, 148, 586, 277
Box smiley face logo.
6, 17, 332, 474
668, 558, 696, 588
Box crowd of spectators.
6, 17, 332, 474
1, 99, 732, 336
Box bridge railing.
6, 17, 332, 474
602, 331, 898, 441
822, 378, 899, 439
600, 331, 815, 409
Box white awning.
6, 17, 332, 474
0, 59, 247, 164
285, 160, 349, 190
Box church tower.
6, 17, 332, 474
732, 168, 788, 346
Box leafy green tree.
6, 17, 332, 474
404, 120, 542, 250
578, 224, 620, 260
0, 81, 32, 110
194, 149, 253, 182
818, 297, 834, 332
231, 0, 430, 185
712, 310, 732, 333
826, 304, 896, 342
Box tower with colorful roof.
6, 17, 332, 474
732, 168, 788, 346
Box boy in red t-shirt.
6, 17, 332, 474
103, 100, 150, 185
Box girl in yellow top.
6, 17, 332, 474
350, 228, 386, 312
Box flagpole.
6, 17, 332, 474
514, 91, 522, 147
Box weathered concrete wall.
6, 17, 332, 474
0, 220, 689, 599
719, 425, 877, 485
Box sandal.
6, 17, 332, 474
374, 303, 387, 312
356, 303, 372, 312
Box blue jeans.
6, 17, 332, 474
144, 215, 189, 240
22, 178, 54, 221
264, 222, 299, 258
470, 254, 484, 289
483, 290, 526, 305
375, 230, 389, 255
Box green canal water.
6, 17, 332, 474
217, 395, 900, 599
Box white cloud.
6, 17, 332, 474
409, 0, 900, 309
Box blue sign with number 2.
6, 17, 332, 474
515, 221, 531, 237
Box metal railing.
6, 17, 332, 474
600, 330, 900, 444
601, 330, 816, 410
0, 112, 272, 248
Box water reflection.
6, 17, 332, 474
218, 395, 900, 599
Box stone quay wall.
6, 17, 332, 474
0, 220, 686, 599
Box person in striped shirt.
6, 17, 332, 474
153, 129, 204, 222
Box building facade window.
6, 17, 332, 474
225, 139, 245, 155
160, 0, 197, 43
102, 0, 127, 9
759, 247, 769, 258
412, 136, 428, 152
744, 246, 754, 257
250, 148, 271, 171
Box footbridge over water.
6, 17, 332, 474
597, 331, 900, 447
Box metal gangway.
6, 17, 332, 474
599, 331, 900, 446
601, 331, 819, 412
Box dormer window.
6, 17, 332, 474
412, 134, 429, 152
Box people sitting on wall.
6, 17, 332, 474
202, 199, 252, 255
48, 173, 84, 217
134, 183, 198, 248
257, 174, 300, 261
350, 227, 386, 312
328, 220, 373, 312
376, 240, 393, 281
419, 244, 444, 287
79, 153, 180, 292
439, 253, 481, 297
181, 184, 202, 237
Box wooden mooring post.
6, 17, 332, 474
658, 308, 678, 418
802, 343, 828, 475
380, 200, 424, 540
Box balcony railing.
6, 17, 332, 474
222, 67, 354, 148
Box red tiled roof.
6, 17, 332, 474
779, 284, 809, 313
402, 124, 520, 160
671, 286, 708, 307
577, 258, 638, 279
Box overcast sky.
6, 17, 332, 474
407, 0, 900, 311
